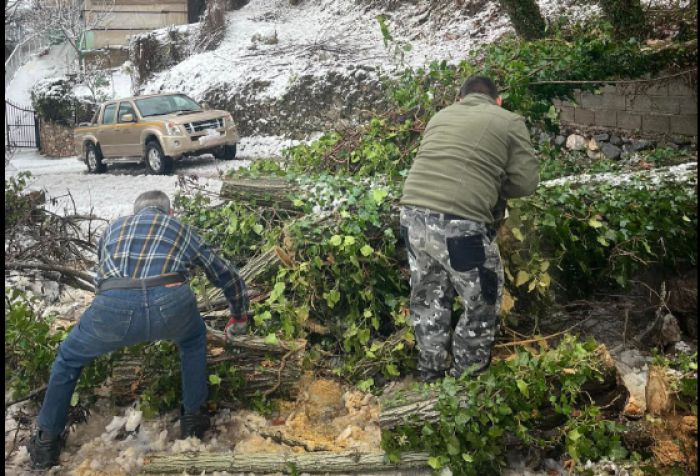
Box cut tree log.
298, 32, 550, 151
198, 246, 289, 312
379, 345, 626, 431
219, 177, 299, 211
142, 450, 430, 474
110, 333, 306, 403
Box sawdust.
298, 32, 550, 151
233, 374, 381, 455
648, 413, 698, 472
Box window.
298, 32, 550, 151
117, 102, 136, 122
134, 94, 202, 117
102, 104, 117, 124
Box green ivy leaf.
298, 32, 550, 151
344, 235, 356, 246
70, 392, 79, 407
515, 270, 530, 287
511, 227, 525, 241
360, 244, 374, 256
372, 188, 388, 205
264, 333, 279, 345
588, 218, 603, 228
568, 428, 581, 441
516, 379, 529, 397
209, 374, 221, 385
329, 235, 342, 246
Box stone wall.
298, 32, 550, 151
552, 74, 697, 140
202, 68, 387, 139
39, 120, 76, 158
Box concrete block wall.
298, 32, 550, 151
552, 74, 697, 140
39, 120, 76, 158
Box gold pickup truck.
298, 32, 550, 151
74, 93, 239, 174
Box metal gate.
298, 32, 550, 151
5, 100, 40, 149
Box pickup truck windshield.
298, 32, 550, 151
134, 94, 202, 117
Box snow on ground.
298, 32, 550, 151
4, 133, 303, 220
541, 161, 698, 188
143, 0, 602, 101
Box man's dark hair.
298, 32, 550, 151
459, 76, 499, 99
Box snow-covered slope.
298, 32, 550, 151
143, 0, 600, 101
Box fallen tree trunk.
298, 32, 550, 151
198, 246, 286, 312
379, 345, 625, 430
219, 177, 298, 211
142, 450, 430, 473
110, 333, 306, 403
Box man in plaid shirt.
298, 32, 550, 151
29, 190, 249, 469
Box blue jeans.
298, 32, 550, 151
37, 283, 207, 436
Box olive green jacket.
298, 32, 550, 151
400, 93, 539, 225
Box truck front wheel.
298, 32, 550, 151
214, 144, 237, 161
145, 140, 173, 175
85, 142, 106, 174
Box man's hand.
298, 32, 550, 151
224, 314, 249, 341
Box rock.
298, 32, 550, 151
614, 349, 649, 417
586, 149, 602, 160
566, 134, 587, 151
600, 142, 622, 160
588, 138, 600, 151
593, 133, 610, 142
554, 135, 566, 147
672, 135, 691, 146
645, 366, 670, 415
671, 340, 693, 354
538, 132, 551, 145
629, 139, 655, 152
660, 313, 682, 346
610, 135, 623, 146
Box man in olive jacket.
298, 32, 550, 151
400, 76, 538, 381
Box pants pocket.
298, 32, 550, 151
158, 286, 198, 334
447, 234, 486, 272
479, 266, 499, 306
90, 303, 134, 343
400, 225, 415, 259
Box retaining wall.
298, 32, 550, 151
552, 73, 697, 140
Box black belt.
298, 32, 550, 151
96, 273, 187, 293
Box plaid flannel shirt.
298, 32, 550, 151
95, 207, 248, 316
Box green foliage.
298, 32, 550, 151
388, 26, 692, 127
5, 172, 32, 231
382, 336, 628, 474
499, 0, 546, 40
599, 0, 648, 40
506, 173, 697, 301
4, 288, 110, 402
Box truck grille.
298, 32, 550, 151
184, 118, 224, 134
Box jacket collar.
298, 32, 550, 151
136, 206, 167, 215
459, 93, 497, 107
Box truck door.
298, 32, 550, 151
115, 101, 140, 157
98, 103, 119, 157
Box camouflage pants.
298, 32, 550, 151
399, 206, 504, 377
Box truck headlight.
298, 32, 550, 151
165, 121, 183, 136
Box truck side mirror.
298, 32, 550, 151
120, 113, 136, 122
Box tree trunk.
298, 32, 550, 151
379, 345, 626, 430
142, 450, 430, 473
219, 177, 299, 211
110, 334, 306, 403
197, 246, 284, 312
498, 0, 546, 40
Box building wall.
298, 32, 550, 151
84, 0, 188, 49
552, 74, 697, 139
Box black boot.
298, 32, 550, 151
418, 369, 445, 383
180, 406, 210, 439
28, 431, 62, 469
